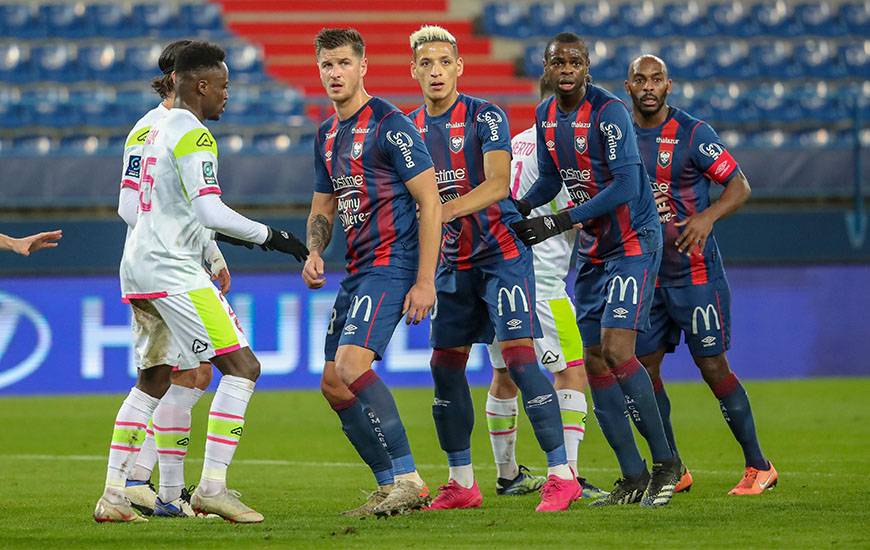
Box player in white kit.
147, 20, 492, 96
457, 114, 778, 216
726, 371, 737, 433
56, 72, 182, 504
485, 78, 606, 499
113, 40, 231, 519
94, 41, 308, 524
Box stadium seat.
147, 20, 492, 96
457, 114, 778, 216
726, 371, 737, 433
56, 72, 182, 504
0, 4, 45, 39
132, 3, 183, 37
755, 40, 803, 79
0, 103, 29, 128
85, 4, 137, 39
754, 94, 803, 124
180, 2, 227, 35
259, 87, 304, 116
11, 135, 54, 156
708, 1, 759, 37
587, 40, 621, 81
123, 44, 164, 83
226, 43, 267, 83
619, 1, 671, 37
795, 1, 847, 36
842, 41, 870, 78
709, 42, 758, 79
252, 133, 296, 154
528, 2, 571, 37
523, 42, 547, 78
718, 129, 745, 148
795, 39, 848, 78
663, 1, 715, 38
660, 41, 712, 80
840, 1, 870, 35
752, 2, 802, 37
0, 43, 33, 83
572, 2, 622, 38
480, 3, 532, 38
31, 44, 82, 83
40, 3, 91, 39
79, 45, 124, 82
59, 134, 105, 156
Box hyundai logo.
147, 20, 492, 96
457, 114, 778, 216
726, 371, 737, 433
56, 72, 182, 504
0, 292, 51, 389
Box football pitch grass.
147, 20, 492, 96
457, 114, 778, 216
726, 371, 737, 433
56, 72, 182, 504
1, 378, 868, 548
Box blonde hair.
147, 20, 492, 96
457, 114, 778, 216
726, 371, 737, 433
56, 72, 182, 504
409, 25, 458, 57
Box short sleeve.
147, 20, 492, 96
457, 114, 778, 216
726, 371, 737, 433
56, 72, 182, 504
120, 125, 150, 191
377, 111, 434, 182
689, 122, 740, 185
597, 101, 641, 170
475, 103, 511, 154
173, 127, 221, 199
314, 131, 333, 194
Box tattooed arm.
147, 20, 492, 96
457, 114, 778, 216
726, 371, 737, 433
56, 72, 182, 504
302, 191, 337, 289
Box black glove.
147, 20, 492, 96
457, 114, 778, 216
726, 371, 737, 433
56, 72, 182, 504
512, 197, 532, 217
215, 232, 254, 249
261, 226, 309, 262
510, 212, 573, 246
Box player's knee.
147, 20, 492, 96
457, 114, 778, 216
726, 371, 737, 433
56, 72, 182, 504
195, 362, 213, 390
490, 368, 518, 399
583, 347, 609, 376
136, 366, 171, 398
320, 377, 351, 406
694, 353, 731, 385
601, 342, 633, 370
553, 365, 584, 391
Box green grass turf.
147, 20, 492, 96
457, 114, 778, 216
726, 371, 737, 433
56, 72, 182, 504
0, 378, 868, 548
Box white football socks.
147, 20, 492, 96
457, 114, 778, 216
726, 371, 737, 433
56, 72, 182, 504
557, 389, 587, 475
154, 384, 204, 503
486, 393, 519, 480
199, 375, 254, 496
105, 388, 160, 498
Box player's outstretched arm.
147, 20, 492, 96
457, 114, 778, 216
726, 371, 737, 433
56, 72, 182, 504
675, 170, 751, 255
192, 194, 308, 262
403, 167, 440, 324
0, 230, 63, 256
302, 191, 336, 290
441, 150, 511, 223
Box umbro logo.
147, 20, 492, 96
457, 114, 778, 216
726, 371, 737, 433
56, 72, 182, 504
541, 350, 559, 364
191, 339, 208, 353
433, 398, 451, 407
701, 336, 717, 347
196, 132, 214, 147
506, 318, 523, 330
527, 393, 553, 408
613, 307, 629, 319
344, 324, 358, 335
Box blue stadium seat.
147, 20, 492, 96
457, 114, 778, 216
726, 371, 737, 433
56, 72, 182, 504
709, 42, 758, 79
123, 44, 164, 83
752, 2, 801, 37
615, 41, 660, 76
0, 43, 33, 83
588, 41, 621, 81
480, 3, 532, 38
718, 129, 745, 148
620, 1, 671, 38
573, 2, 621, 38
0, 103, 29, 128
79, 45, 124, 82
217, 97, 258, 126
40, 3, 91, 39
755, 40, 803, 79
660, 41, 711, 79
219, 133, 246, 154
528, 2, 571, 37
79, 99, 127, 128
523, 42, 547, 78
132, 3, 183, 37
708, 1, 759, 37
259, 87, 304, 116
226, 44, 267, 83
116, 88, 156, 110
799, 94, 848, 124
32, 99, 80, 129
0, 4, 45, 39
842, 41, 870, 78
85, 4, 137, 39
796, 129, 845, 148
662, 2, 714, 38
840, 1, 869, 35
59, 135, 105, 156
179, 2, 227, 35
31, 44, 82, 83
754, 94, 803, 124
795, 1, 847, 36
11, 135, 55, 156
252, 133, 295, 154
794, 39, 847, 78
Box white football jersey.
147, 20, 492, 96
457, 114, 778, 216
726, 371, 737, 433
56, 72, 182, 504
511, 126, 576, 300
120, 109, 221, 297
120, 103, 169, 241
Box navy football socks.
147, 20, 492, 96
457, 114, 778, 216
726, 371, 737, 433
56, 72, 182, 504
712, 373, 768, 470
651, 376, 679, 455
332, 397, 394, 486
430, 349, 474, 464
589, 371, 647, 477
348, 370, 417, 475
613, 357, 675, 463
502, 346, 566, 463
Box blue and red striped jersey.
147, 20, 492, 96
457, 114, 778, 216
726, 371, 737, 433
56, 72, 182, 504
534, 84, 659, 263
635, 107, 739, 286
408, 94, 522, 269
314, 97, 434, 274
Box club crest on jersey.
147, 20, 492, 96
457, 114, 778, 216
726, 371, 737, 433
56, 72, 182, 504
658, 150, 672, 168
574, 136, 588, 154
449, 135, 464, 153
351, 141, 363, 159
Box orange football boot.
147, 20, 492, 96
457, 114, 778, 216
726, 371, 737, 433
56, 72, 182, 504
675, 465, 694, 493
728, 462, 778, 495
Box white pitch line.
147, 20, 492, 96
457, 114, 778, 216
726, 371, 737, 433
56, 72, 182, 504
0, 454, 856, 479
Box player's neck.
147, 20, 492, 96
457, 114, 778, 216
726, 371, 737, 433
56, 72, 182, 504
424, 90, 459, 117
334, 88, 372, 121
634, 105, 670, 129
174, 96, 204, 122
161, 97, 173, 110
556, 84, 587, 113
